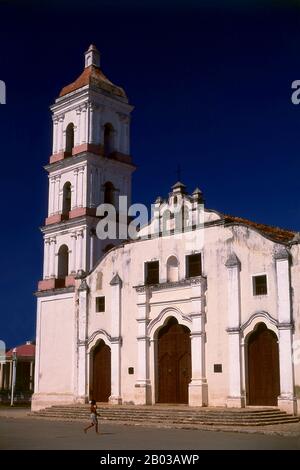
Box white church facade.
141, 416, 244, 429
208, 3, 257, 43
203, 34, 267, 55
32, 45, 300, 415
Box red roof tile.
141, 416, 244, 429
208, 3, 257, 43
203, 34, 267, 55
59, 65, 126, 99
224, 215, 295, 243
6, 343, 35, 358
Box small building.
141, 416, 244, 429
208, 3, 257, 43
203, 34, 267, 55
0, 341, 35, 404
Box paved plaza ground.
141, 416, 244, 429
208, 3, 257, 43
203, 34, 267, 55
0, 408, 299, 450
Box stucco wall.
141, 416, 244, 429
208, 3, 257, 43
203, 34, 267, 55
35, 294, 75, 395
86, 217, 297, 407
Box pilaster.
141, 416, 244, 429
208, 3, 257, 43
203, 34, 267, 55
188, 277, 208, 406
58, 115, 64, 152
80, 104, 87, 144
49, 237, 56, 278
135, 286, 151, 404
73, 168, 79, 209
52, 116, 59, 154
77, 166, 84, 208
48, 176, 55, 216
54, 175, 61, 214
109, 274, 123, 404
225, 253, 245, 408
76, 278, 89, 403
43, 238, 50, 279
70, 232, 77, 274
76, 230, 84, 273
274, 247, 297, 414
75, 107, 81, 146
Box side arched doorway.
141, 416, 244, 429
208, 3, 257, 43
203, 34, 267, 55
157, 317, 191, 404
247, 323, 280, 406
92, 340, 111, 402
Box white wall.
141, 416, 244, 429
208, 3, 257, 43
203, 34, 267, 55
32, 293, 76, 410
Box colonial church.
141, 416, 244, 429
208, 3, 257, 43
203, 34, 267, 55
32, 45, 300, 415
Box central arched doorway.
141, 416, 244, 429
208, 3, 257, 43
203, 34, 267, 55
92, 340, 111, 402
247, 323, 280, 406
157, 317, 191, 404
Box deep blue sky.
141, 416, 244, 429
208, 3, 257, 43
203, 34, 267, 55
1, 0, 300, 348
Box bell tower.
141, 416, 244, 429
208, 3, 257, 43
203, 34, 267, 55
38, 45, 135, 291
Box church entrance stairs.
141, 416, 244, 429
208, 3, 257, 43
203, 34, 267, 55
31, 404, 299, 427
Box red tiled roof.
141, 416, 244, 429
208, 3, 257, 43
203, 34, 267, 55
59, 65, 126, 98
6, 343, 35, 358
224, 215, 295, 243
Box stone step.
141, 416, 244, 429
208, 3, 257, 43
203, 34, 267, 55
46, 405, 280, 412
31, 405, 299, 426
38, 407, 286, 416
32, 413, 298, 423
33, 410, 290, 419
32, 414, 299, 426
33, 410, 289, 419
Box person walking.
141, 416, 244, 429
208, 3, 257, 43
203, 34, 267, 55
84, 400, 100, 434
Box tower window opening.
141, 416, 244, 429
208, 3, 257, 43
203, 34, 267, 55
62, 182, 72, 215
65, 123, 74, 153
104, 123, 114, 156
57, 244, 69, 279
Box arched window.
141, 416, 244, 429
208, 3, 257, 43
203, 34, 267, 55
104, 123, 114, 156
167, 256, 179, 282
104, 181, 115, 205
65, 123, 74, 153
57, 245, 69, 278
62, 182, 72, 214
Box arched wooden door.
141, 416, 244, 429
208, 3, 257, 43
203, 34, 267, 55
92, 340, 111, 402
247, 323, 280, 406
157, 317, 191, 404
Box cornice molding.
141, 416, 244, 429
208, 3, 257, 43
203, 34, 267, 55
34, 286, 75, 297
133, 276, 205, 293
40, 218, 92, 235
278, 322, 294, 330
51, 87, 133, 115
45, 150, 135, 174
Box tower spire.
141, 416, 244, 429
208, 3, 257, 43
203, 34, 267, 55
85, 44, 100, 68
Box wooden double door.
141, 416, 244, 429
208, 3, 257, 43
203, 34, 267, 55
92, 340, 111, 402
157, 318, 191, 404
247, 323, 280, 406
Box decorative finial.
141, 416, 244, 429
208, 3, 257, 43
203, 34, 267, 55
192, 187, 204, 202
171, 181, 186, 194
85, 44, 100, 68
